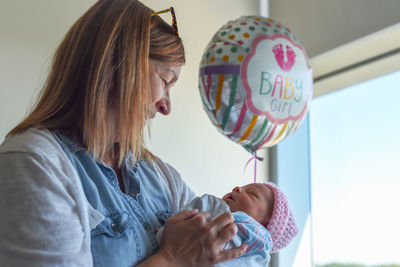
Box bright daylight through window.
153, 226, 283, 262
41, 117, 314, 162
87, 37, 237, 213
310, 70, 400, 267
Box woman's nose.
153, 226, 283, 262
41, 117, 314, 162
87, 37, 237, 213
232, 186, 242, 193
155, 97, 171, 115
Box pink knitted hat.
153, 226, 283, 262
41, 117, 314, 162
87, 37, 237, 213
263, 183, 298, 253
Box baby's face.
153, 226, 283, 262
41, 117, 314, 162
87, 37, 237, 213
222, 183, 274, 225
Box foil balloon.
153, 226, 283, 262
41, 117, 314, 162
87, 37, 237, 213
198, 16, 313, 154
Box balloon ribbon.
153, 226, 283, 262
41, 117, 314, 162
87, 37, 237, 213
243, 152, 263, 183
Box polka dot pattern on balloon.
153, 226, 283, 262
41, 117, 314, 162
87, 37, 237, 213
199, 16, 313, 154
200, 16, 302, 66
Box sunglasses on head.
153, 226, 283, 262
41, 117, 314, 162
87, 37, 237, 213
152, 7, 179, 37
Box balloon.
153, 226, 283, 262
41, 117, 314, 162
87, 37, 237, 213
198, 16, 313, 154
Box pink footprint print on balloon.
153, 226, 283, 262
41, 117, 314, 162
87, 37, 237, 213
272, 44, 296, 72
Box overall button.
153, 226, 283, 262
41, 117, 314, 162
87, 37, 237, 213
111, 223, 118, 232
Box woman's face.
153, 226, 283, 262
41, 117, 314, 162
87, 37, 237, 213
148, 59, 182, 119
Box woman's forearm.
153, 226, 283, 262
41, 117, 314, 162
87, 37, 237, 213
136, 252, 178, 267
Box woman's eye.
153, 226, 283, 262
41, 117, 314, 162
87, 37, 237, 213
161, 77, 168, 86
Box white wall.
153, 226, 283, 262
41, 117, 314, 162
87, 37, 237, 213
142, 0, 264, 196
0, 0, 264, 197
0, 0, 95, 140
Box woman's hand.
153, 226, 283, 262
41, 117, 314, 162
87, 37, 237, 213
158, 209, 247, 266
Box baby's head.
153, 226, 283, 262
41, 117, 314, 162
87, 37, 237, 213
222, 183, 274, 225
222, 182, 298, 252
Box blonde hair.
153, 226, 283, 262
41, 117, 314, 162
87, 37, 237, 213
8, 0, 185, 166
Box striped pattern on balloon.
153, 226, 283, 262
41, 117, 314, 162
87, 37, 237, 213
199, 16, 313, 154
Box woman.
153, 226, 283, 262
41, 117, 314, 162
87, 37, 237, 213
0, 1, 247, 266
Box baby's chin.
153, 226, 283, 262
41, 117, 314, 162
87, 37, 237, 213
222, 196, 231, 204
223, 200, 235, 211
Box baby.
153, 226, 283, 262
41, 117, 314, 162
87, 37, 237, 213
156, 182, 298, 266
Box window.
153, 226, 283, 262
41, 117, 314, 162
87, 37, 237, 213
310, 70, 400, 266
258, 19, 400, 267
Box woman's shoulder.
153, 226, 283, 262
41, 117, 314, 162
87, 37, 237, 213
145, 154, 192, 191
148, 155, 179, 176
0, 128, 62, 156
0, 128, 73, 177
143, 153, 196, 212
0, 128, 99, 265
